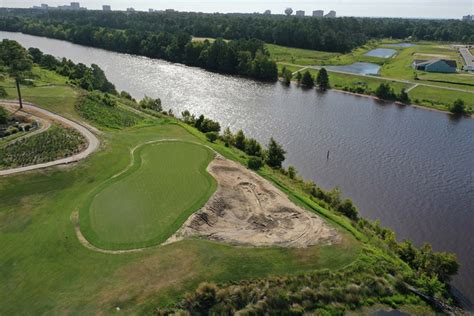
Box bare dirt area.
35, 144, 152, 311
166, 156, 340, 248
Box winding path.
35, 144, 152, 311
0, 100, 100, 176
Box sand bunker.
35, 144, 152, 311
166, 156, 340, 248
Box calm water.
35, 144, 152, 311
326, 62, 381, 75
1, 32, 473, 308
384, 43, 415, 48
364, 48, 397, 58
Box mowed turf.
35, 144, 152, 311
82, 141, 216, 249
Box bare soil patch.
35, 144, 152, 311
166, 156, 340, 248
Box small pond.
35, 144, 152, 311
325, 62, 381, 75
384, 43, 415, 48
365, 48, 397, 58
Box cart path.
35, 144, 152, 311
0, 100, 100, 176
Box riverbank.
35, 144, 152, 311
2, 31, 473, 307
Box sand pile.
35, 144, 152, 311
166, 156, 340, 248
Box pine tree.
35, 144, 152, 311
316, 68, 329, 89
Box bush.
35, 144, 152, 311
448, 98, 466, 114
288, 166, 297, 179
205, 131, 218, 143
139, 96, 162, 112
247, 156, 263, 170
0, 106, 9, 124
375, 83, 396, 100
0, 86, 7, 97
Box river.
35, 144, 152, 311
1, 31, 473, 308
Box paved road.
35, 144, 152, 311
0, 100, 100, 176
459, 47, 474, 70
284, 63, 474, 93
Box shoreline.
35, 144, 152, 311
281, 78, 474, 119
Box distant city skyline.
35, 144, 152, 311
1, 0, 473, 19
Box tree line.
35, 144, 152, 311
1, 9, 472, 54
0, 11, 278, 82
0, 40, 117, 108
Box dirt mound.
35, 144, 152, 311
166, 156, 340, 248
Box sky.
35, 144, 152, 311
1, 0, 473, 19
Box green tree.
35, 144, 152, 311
247, 156, 263, 170
375, 83, 396, 100
281, 66, 292, 85
301, 71, 314, 87
266, 137, 286, 169
235, 129, 246, 150
222, 127, 234, 147
205, 131, 218, 143
139, 96, 162, 112
398, 88, 410, 104
244, 138, 262, 157
288, 166, 297, 179
449, 98, 466, 114
316, 68, 330, 89
0, 39, 33, 109
295, 71, 302, 83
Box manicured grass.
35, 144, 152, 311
81, 141, 216, 250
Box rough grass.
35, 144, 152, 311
0, 124, 86, 169
75, 94, 143, 129
81, 141, 216, 250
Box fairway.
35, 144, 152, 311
81, 141, 216, 250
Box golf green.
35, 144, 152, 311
81, 140, 216, 250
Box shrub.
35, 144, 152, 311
0, 106, 9, 124
139, 96, 162, 112
247, 156, 263, 170
0, 86, 7, 97
301, 70, 314, 87
288, 166, 297, 179
375, 83, 396, 100
205, 131, 218, 143
448, 98, 466, 114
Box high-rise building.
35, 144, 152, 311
70, 2, 80, 10
324, 10, 336, 18
41, 4, 49, 9
312, 10, 324, 17
296, 10, 305, 17
149, 8, 154, 12
126, 7, 135, 12
102, 5, 111, 11
462, 15, 473, 21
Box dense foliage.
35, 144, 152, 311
76, 92, 142, 128
0, 10, 277, 81
157, 248, 436, 315
27, 47, 116, 93
1, 9, 472, 56
0, 124, 85, 168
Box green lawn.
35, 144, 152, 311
0, 69, 363, 314
82, 141, 216, 250
409, 85, 474, 109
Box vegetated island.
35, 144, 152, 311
0, 39, 467, 314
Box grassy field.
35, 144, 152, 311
270, 41, 474, 111
81, 141, 216, 250
0, 68, 367, 314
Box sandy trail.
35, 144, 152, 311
0, 100, 100, 176
166, 156, 340, 248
